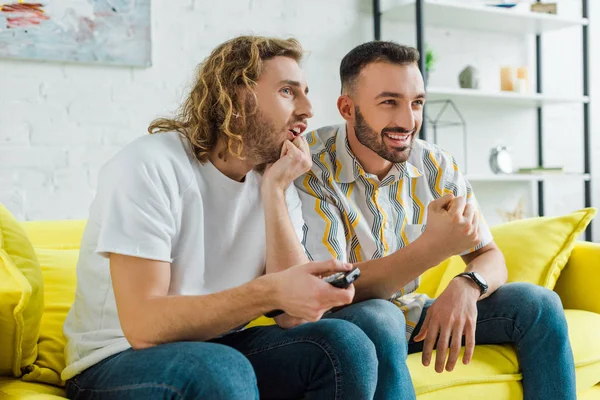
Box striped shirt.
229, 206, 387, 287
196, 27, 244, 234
295, 124, 493, 339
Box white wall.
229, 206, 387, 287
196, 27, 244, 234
0, 0, 598, 239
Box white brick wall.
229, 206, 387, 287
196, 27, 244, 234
0, 0, 598, 239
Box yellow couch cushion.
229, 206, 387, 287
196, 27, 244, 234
0, 376, 65, 399
19, 221, 86, 251
555, 241, 600, 315
433, 208, 597, 296
0, 204, 44, 377
409, 309, 600, 397
579, 384, 600, 400
21, 250, 78, 387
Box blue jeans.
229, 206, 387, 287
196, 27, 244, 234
408, 282, 576, 400
65, 299, 408, 400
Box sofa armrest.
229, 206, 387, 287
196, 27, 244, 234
554, 241, 600, 314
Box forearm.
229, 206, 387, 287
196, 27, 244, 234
263, 186, 309, 274
464, 247, 507, 300
352, 235, 448, 302
121, 276, 277, 349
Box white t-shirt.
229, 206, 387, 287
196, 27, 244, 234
62, 131, 305, 380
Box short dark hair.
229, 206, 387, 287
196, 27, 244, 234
340, 41, 420, 94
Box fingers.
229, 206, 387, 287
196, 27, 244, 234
445, 325, 464, 372
292, 135, 310, 155
280, 140, 292, 158
430, 193, 454, 212
329, 283, 355, 307
462, 320, 476, 365
471, 209, 480, 231
413, 312, 431, 342
274, 314, 306, 329
422, 322, 438, 367
448, 196, 466, 216
282, 138, 311, 171
434, 325, 451, 373
462, 203, 476, 222
305, 259, 353, 275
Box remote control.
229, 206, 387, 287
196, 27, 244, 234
264, 267, 361, 318
322, 267, 361, 289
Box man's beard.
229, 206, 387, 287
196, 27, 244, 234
241, 109, 284, 167
354, 106, 416, 164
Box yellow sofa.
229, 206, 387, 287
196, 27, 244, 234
1, 214, 600, 399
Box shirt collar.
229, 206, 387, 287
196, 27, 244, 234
334, 124, 423, 184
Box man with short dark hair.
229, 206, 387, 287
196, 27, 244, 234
296, 41, 576, 400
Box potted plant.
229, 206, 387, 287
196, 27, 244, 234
425, 45, 436, 81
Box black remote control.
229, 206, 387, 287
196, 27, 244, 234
265, 267, 361, 318
322, 266, 361, 289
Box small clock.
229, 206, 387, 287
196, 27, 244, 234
489, 146, 513, 174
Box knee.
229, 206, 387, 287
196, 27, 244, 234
354, 299, 406, 326
504, 283, 566, 330
351, 299, 407, 340
165, 343, 257, 399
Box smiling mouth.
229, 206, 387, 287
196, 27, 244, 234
384, 132, 413, 143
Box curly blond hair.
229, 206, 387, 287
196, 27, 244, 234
148, 36, 303, 162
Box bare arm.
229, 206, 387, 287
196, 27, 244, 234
263, 185, 308, 273
110, 254, 277, 349
352, 234, 450, 302
263, 137, 311, 274
111, 255, 355, 350
460, 241, 507, 300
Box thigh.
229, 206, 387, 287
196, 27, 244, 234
325, 299, 407, 336
407, 283, 549, 354
213, 319, 378, 400
66, 341, 258, 400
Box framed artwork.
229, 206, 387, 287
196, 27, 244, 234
0, 0, 151, 67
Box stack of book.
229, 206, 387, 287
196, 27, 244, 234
516, 167, 564, 174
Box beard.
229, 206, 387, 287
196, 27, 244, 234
354, 106, 416, 164
241, 108, 285, 167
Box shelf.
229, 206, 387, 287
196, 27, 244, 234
374, 0, 588, 35
466, 173, 591, 182
427, 87, 589, 107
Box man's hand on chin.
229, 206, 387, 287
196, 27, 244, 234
262, 136, 312, 193
413, 276, 480, 373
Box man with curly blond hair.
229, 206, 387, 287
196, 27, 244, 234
62, 36, 410, 400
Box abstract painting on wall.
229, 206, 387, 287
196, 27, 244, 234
0, 0, 151, 67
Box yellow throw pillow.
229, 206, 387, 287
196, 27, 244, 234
22, 249, 78, 387
0, 204, 44, 377
433, 208, 597, 297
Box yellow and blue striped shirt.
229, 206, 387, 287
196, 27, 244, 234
295, 124, 493, 339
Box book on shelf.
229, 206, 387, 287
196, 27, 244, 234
516, 166, 564, 174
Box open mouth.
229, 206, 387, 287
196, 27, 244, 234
288, 123, 307, 138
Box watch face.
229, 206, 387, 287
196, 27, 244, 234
472, 272, 487, 286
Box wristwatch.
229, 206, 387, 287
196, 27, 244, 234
456, 272, 488, 296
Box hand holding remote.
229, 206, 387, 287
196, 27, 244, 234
265, 260, 356, 321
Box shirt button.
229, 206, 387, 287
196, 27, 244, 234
384, 222, 390, 229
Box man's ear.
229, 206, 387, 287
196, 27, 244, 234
337, 95, 355, 122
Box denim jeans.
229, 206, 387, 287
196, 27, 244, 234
408, 282, 576, 400
65, 299, 407, 400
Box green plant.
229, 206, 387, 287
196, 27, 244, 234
425, 45, 436, 72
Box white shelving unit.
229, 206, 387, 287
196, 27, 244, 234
370, 0, 592, 235
376, 0, 588, 34
466, 173, 591, 182
427, 87, 589, 107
